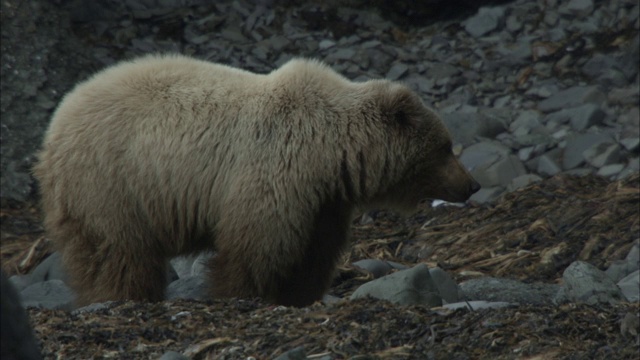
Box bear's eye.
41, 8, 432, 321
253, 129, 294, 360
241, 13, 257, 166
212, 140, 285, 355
440, 142, 452, 154
394, 110, 411, 126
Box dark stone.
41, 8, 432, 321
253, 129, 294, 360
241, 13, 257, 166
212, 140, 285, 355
1, 271, 42, 360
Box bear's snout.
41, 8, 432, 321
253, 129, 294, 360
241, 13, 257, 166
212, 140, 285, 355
438, 155, 481, 203
447, 177, 480, 202
469, 179, 481, 194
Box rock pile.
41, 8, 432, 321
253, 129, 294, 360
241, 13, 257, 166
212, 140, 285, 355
10, 241, 639, 310
1, 0, 638, 204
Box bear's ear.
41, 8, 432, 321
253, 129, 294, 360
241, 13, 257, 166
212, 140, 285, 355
379, 84, 423, 128
394, 109, 411, 127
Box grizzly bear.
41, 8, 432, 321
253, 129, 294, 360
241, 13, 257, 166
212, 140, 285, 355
34, 54, 480, 307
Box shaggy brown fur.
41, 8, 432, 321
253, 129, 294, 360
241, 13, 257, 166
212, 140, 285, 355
34, 54, 479, 307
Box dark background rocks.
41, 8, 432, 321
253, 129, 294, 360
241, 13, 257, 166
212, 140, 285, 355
1, 0, 639, 205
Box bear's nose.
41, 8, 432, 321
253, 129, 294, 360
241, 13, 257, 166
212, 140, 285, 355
469, 179, 481, 194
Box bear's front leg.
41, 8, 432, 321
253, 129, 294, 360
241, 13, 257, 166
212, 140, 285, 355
210, 197, 353, 307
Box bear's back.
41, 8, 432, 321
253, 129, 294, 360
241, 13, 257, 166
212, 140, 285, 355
48, 55, 262, 135
37, 55, 273, 227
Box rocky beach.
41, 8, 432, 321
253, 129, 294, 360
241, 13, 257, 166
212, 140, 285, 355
1, 0, 638, 359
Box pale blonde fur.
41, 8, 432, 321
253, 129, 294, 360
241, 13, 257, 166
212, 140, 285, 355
34, 54, 479, 306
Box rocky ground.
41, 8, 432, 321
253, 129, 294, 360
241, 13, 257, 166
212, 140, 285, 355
1, 174, 637, 359
1, 0, 639, 359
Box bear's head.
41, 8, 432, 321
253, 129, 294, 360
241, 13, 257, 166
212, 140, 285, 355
365, 81, 480, 212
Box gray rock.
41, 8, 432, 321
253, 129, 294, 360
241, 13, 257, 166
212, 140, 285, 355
159, 351, 190, 360
1, 271, 43, 360
459, 277, 559, 305
560, 0, 595, 18
596, 163, 625, 178
619, 107, 640, 126
350, 264, 442, 307
606, 242, 639, 282
191, 252, 214, 276
440, 112, 483, 146
72, 301, 115, 314
536, 149, 564, 176
545, 109, 573, 126
583, 142, 620, 168
386, 261, 408, 270
469, 186, 504, 204
505, 13, 523, 33
464, 7, 506, 37
274, 346, 307, 360
473, 155, 527, 188
220, 27, 248, 43
21, 280, 75, 310
525, 83, 560, 98
386, 62, 409, 80
170, 252, 213, 279
582, 54, 626, 86
442, 301, 513, 311
496, 37, 533, 65
562, 133, 614, 170
605, 260, 638, 282
555, 261, 624, 305
618, 158, 640, 179
538, 86, 605, 113
460, 141, 511, 172
509, 110, 542, 135
563, 168, 594, 177
440, 111, 507, 147
620, 137, 640, 152
617, 270, 639, 302
608, 87, 640, 105
318, 39, 335, 50
359, 213, 374, 225
321, 294, 342, 305
166, 274, 208, 301
269, 35, 290, 51
9, 274, 33, 293
30, 252, 69, 284
352, 259, 392, 278
426, 62, 461, 80
518, 146, 535, 162
626, 241, 640, 264
251, 46, 269, 61
405, 74, 435, 94
565, 104, 606, 131
550, 127, 570, 140
326, 48, 356, 61
512, 133, 555, 148
170, 255, 197, 279
166, 264, 179, 284
543, 10, 559, 26
429, 267, 460, 304
506, 174, 543, 192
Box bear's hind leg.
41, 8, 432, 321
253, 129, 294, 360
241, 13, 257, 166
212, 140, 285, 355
56, 222, 167, 306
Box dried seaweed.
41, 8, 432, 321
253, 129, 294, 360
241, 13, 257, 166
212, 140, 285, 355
2, 174, 639, 359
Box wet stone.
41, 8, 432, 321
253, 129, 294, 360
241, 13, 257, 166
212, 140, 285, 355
538, 86, 606, 113
464, 7, 506, 37
583, 142, 620, 168
385, 62, 409, 80
562, 133, 613, 170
